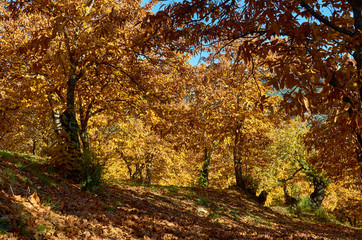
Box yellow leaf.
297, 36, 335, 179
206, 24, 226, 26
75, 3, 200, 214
303, 97, 311, 113
334, 110, 339, 123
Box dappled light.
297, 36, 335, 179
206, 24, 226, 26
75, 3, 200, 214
1, 0, 361, 239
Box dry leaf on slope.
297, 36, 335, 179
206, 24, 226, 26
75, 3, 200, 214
29, 192, 40, 206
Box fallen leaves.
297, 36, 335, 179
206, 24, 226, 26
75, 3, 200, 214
1, 154, 362, 239
28, 192, 40, 206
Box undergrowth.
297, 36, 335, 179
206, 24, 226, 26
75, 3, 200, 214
79, 151, 104, 193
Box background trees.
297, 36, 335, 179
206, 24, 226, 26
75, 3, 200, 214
158, 0, 362, 177
0, 0, 361, 226
1, 0, 190, 174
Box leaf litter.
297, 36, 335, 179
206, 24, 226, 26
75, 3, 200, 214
0, 154, 361, 239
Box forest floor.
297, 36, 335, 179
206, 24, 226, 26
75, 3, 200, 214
0, 151, 361, 240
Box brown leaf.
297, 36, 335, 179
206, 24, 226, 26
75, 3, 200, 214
29, 192, 40, 206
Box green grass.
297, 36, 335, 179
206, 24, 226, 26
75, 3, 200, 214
18, 213, 33, 238
112, 197, 122, 205
245, 211, 270, 226
36, 223, 53, 237
150, 185, 159, 191
285, 195, 331, 223
161, 186, 179, 193
0, 151, 46, 165
298, 195, 312, 211
3, 168, 16, 183
231, 210, 241, 220
36, 224, 47, 233
0, 151, 13, 160
0, 216, 10, 234
198, 197, 211, 206
15, 162, 25, 169
32, 171, 56, 187
105, 205, 116, 212
314, 207, 330, 223
185, 188, 196, 198
42, 196, 60, 212
208, 213, 218, 220
20, 175, 28, 183
167, 186, 179, 193
3, 168, 13, 175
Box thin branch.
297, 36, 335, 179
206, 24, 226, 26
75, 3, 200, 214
250, 56, 262, 98
89, 99, 135, 118
84, 0, 95, 17
278, 167, 304, 183
300, 1, 355, 37
101, 62, 147, 92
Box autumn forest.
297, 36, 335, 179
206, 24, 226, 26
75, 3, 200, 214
0, 0, 362, 239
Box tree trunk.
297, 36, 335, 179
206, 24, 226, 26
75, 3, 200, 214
234, 119, 244, 189
346, 216, 356, 227
79, 97, 90, 153
283, 184, 297, 206
144, 160, 153, 185
131, 164, 143, 182
309, 177, 327, 208
60, 69, 82, 159
53, 110, 63, 135
80, 130, 89, 153
350, 1, 362, 168
338, 209, 344, 222
120, 152, 133, 179
31, 138, 37, 155
294, 155, 328, 208
199, 147, 212, 187
61, 108, 80, 157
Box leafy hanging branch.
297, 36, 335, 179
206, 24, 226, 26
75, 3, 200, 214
299, 1, 355, 37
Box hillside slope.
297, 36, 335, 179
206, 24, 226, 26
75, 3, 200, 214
0, 151, 361, 240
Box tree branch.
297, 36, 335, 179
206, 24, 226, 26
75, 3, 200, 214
300, 1, 355, 37
101, 62, 147, 92
84, 0, 95, 17
278, 167, 304, 183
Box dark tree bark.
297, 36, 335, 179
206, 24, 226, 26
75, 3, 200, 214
60, 63, 83, 159
234, 119, 244, 189
283, 184, 297, 206
31, 138, 37, 155
79, 111, 90, 154
350, 1, 362, 166
78, 97, 95, 153
199, 147, 212, 187
60, 108, 80, 155
131, 164, 143, 182
346, 216, 357, 227
309, 176, 328, 208
256, 190, 268, 205
144, 155, 154, 185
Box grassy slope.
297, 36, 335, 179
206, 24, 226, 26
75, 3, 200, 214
0, 151, 361, 240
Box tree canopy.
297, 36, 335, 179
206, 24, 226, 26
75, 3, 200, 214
0, 0, 361, 227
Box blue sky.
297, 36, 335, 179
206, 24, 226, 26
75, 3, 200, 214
142, 0, 207, 66
142, 0, 335, 65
